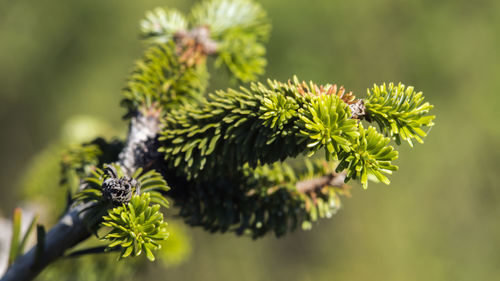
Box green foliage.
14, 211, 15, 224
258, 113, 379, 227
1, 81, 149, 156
8, 208, 22, 267
160, 78, 359, 181
191, 0, 270, 81
121, 42, 209, 116
244, 159, 349, 234
72, 165, 170, 260
140, 8, 188, 43
297, 92, 359, 159
37, 221, 193, 281
74, 165, 169, 210
160, 75, 434, 236
337, 124, 399, 189
213, 28, 267, 82
60, 143, 101, 182
364, 82, 435, 146
18, 213, 38, 261
61, 138, 123, 181
132, 168, 171, 209
138, 0, 269, 86
60, 138, 124, 201
7, 0, 439, 278
20, 135, 123, 221
190, 0, 269, 39
178, 159, 348, 238
17, 134, 190, 280
123, 0, 271, 116
101, 193, 169, 261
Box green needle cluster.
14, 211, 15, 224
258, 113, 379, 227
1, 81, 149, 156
102, 193, 169, 261
365, 82, 435, 146
337, 124, 399, 189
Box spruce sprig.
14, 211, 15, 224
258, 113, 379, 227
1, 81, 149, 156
101, 193, 169, 261
137, 0, 269, 85
190, 0, 269, 39
337, 124, 399, 189
140, 8, 188, 43
72, 165, 170, 260
159, 78, 358, 180
190, 0, 270, 81
121, 42, 209, 116
297, 93, 359, 158
364, 82, 435, 146
178, 159, 348, 238
1, 1, 440, 279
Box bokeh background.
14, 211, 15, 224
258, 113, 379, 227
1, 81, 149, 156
1, 0, 499, 280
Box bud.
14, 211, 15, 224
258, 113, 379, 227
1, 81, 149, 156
101, 166, 140, 206
348, 99, 366, 120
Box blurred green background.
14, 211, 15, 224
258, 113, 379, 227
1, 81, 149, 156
1, 0, 499, 280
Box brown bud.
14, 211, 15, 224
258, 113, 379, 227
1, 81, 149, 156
101, 166, 140, 206
348, 99, 366, 119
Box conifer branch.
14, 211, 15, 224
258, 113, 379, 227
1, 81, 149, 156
140, 0, 270, 82
159, 78, 360, 180
1, 0, 436, 279
140, 7, 188, 43
119, 109, 163, 175
175, 160, 350, 237
364, 83, 435, 146
295, 171, 346, 193
121, 43, 209, 116
1, 111, 162, 281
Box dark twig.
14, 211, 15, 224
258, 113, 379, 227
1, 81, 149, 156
296, 172, 347, 193
1, 111, 161, 281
